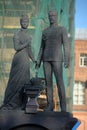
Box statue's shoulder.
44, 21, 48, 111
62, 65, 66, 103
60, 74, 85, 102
13, 30, 21, 40
58, 26, 67, 32
13, 30, 21, 38
14, 30, 20, 37
42, 27, 50, 34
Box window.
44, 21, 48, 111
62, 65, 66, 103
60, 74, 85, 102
80, 53, 87, 67
73, 81, 85, 105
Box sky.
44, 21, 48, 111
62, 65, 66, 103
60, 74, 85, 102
75, 0, 87, 28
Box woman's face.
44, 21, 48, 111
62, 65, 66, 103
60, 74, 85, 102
20, 19, 29, 29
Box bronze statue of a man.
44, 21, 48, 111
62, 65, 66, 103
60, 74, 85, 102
36, 10, 70, 111
2, 14, 35, 109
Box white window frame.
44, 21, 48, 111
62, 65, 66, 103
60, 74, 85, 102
73, 81, 85, 105
79, 53, 87, 67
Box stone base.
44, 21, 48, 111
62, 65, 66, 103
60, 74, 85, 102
0, 110, 80, 130
25, 98, 39, 113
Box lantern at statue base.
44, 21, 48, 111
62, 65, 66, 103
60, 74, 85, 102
24, 76, 45, 113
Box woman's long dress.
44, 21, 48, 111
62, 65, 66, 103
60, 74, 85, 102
3, 29, 35, 109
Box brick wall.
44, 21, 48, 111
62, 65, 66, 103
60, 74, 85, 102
73, 112, 87, 130
74, 40, 87, 81
73, 39, 87, 130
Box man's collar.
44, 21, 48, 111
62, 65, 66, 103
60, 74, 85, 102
21, 28, 27, 32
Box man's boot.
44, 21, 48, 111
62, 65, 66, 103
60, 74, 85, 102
59, 91, 66, 112
45, 89, 54, 111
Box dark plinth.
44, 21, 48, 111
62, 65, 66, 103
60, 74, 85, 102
24, 77, 45, 114
25, 88, 39, 113
0, 110, 80, 130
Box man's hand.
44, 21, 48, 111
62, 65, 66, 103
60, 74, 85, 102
64, 61, 69, 68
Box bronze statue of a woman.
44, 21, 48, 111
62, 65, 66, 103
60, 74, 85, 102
2, 14, 35, 109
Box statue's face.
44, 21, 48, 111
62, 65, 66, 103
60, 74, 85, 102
48, 11, 58, 24
20, 19, 29, 29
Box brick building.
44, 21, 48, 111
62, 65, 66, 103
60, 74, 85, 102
73, 28, 87, 130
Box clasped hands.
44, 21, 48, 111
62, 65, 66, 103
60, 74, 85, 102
35, 61, 40, 69
32, 60, 40, 69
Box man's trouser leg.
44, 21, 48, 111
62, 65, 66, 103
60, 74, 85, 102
52, 61, 66, 111
43, 62, 54, 111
